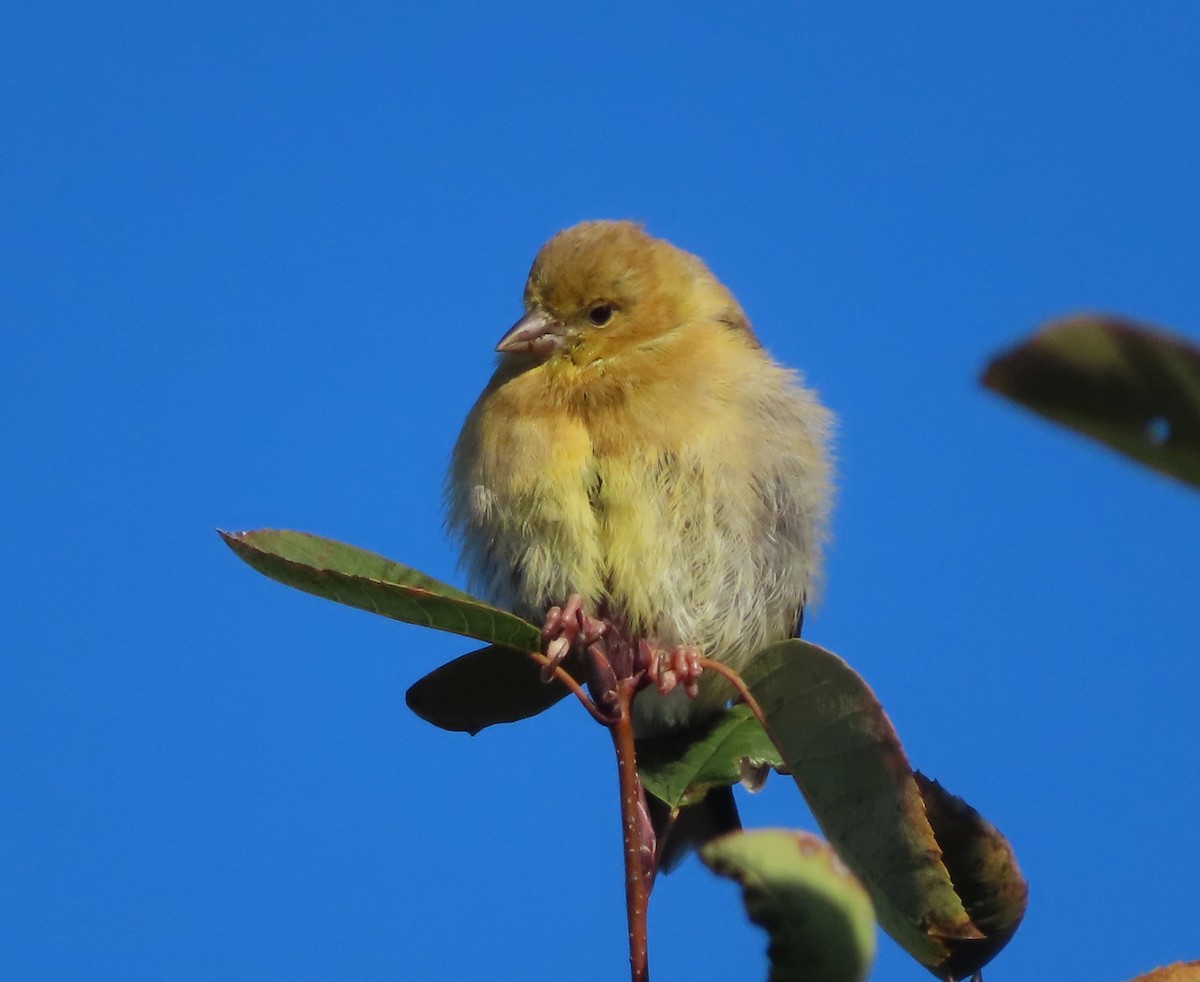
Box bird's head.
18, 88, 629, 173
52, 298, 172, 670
496, 220, 745, 364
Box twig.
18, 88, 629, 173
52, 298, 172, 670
524, 650, 613, 725
610, 680, 651, 982
698, 657, 769, 732
532, 627, 657, 981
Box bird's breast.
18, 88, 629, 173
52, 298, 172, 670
451, 331, 818, 672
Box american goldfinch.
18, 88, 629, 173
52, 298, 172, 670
447, 221, 833, 855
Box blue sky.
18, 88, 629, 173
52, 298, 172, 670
4, 4, 1199, 980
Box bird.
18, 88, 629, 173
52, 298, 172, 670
447, 220, 833, 864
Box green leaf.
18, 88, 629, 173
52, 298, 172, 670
982, 315, 1200, 489
701, 829, 876, 982
637, 704, 783, 810
219, 529, 541, 651
406, 645, 577, 735
742, 640, 1025, 980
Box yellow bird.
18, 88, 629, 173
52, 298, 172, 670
447, 220, 833, 855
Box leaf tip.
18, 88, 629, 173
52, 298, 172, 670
217, 529, 254, 556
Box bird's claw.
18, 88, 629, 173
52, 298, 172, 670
642, 643, 703, 698
541, 593, 607, 645
540, 593, 609, 682
540, 636, 571, 682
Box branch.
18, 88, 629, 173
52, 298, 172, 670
611, 680, 651, 982
523, 650, 614, 726
698, 657, 769, 732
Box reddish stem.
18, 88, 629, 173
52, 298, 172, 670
698, 657, 769, 732
531, 626, 660, 981
610, 679, 651, 982
524, 650, 613, 725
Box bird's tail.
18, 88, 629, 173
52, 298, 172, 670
650, 783, 741, 874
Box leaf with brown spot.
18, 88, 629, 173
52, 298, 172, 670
914, 774, 1027, 980
981, 315, 1200, 489
742, 640, 1023, 979
701, 829, 876, 982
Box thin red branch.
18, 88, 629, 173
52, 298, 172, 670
610, 680, 651, 982
530, 624, 656, 981
698, 657, 770, 732
524, 650, 613, 726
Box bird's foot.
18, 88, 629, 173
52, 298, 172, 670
641, 642, 704, 699
539, 593, 608, 681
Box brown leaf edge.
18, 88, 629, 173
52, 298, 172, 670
1129, 961, 1200, 982
915, 774, 1028, 980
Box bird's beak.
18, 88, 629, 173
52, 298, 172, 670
495, 308, 567, 356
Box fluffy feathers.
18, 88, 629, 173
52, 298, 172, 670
448, 220, 833, 735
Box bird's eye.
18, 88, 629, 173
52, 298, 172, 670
587, 304, 615, 326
